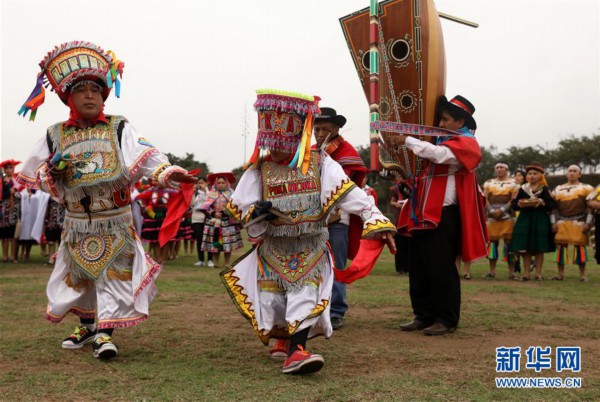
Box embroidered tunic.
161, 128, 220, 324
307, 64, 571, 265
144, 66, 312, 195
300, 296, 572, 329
18, 115, 186, 329
222, 151, 395, 344
551, 182, 593, 246
483, 177, 519, 241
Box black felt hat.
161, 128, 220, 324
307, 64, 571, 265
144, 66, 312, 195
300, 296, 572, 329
314, 107, 347, 128
438, 95, 477, 130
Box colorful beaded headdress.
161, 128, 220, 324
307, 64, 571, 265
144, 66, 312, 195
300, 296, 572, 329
18, 41, 124, 121
246, 89, 320, 174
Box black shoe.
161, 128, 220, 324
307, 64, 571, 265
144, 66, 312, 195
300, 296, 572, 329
92, 335, 118, 359
61, 325, 96, 349
423, 322, 456, 336
400, 319, 429, 332
331, 317, 344, 330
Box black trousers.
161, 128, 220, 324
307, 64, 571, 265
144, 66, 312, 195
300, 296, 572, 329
408, 205, 461, 328
394, 233, 410, 273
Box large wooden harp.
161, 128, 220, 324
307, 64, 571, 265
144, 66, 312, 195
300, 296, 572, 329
340, 0, 446, 178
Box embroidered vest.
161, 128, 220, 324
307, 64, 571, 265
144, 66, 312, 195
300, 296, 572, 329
47, 115, 131, 213
260, 151, 324, 238
257, 152, 329, 290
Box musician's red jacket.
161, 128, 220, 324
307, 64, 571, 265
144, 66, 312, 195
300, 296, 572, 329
397, 135, 489, 262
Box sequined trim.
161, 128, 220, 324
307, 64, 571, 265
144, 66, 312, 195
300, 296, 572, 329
98, 314, 148, 329
362, 219, 397, 238
322, 178, 356, 216
225, 200, 244, 222
287, 298, 329, 334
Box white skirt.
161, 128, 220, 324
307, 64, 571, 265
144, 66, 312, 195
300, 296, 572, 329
45, 236, 162, 329
221, 247, 334, 345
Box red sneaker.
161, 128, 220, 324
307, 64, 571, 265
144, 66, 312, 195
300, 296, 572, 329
270, 339, 290, 361
282, 345, 324, 374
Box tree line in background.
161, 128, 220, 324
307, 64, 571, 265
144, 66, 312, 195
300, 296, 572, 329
359, 132, 600, 216
165, 131, 600, 217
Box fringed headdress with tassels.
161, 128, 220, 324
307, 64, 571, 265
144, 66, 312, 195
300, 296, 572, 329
18, 41, 124, 121
246, 89, 320, 174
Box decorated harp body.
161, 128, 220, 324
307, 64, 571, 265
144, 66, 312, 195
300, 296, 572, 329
340, 0, 446, 178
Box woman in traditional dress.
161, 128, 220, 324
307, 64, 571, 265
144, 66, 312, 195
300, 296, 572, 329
510, 162, 556, 281
136, 182, 177, 263
192, 177, 212, 266
0, 160, 21, 263
200, 173, 243, 267
44, 198, 65, 264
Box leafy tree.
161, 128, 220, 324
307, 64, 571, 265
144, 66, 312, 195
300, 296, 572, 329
164, 152, 209, 176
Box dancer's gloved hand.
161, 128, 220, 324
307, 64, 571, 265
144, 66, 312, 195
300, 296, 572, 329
251, 201, 276, 221
46, 151, 69, 178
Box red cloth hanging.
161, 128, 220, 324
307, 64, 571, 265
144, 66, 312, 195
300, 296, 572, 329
158, 182, 195, 247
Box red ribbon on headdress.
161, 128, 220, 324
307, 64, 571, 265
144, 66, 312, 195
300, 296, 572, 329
158, 181, 195, 247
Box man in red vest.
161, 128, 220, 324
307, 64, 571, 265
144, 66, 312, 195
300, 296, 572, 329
397, 95, 488, 335
313, 108, 367, 330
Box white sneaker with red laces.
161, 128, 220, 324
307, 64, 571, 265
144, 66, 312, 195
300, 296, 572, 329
282, 346, 324, 374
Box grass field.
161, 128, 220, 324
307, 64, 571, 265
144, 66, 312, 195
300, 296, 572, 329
1, 247, 599, 401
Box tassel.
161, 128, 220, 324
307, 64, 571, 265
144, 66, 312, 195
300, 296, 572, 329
115, 77, 121, 98
105, 70, 113, 89
300, 110, 314, 174
288, 139, 302, 169
258, 257, 268, 277
18, 72, 46, 121
296, 110, 312, 169
574, 245, 587, 265
554, 245, 567, 265
408, 177, 419, 225
106, 50, 124, 97
244, 145, 260, 170
502, 243, 509, 262
487, 242, 498, 260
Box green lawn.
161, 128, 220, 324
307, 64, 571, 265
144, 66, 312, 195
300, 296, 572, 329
1, 247, 599, 401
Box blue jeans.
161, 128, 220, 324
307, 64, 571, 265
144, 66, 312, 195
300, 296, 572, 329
329, 223, 349, 318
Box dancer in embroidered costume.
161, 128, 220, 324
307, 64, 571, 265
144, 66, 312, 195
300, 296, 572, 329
510, 162, 556, 281
482, 162, 519, 279
200, 173, 243, 268
311, 107, 367, 331
397, 95, 488, 336
222, 89, 396, 374
550, 165, 594, 282
17, 41, 195, 360
0, 159, 22, 263
586, 181, 600, 266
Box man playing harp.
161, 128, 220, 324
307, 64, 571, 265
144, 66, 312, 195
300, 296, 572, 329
396, 95, 488, 336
